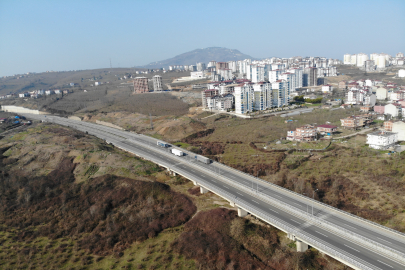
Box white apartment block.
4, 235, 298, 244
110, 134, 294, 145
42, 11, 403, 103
272, 80, 289, 107
367, 131, 398, 150
253, 82, 272, 110
356, 53, 369, 67
152, 75, 163, 91
218, 69, 233, 81
251, 65, 265, 83
234, 83, 254, 114
392, 121, 405, 141
280, 73, 296, 93
269, 69, 282, 83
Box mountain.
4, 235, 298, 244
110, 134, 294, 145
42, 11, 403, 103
139, 47, 254, 69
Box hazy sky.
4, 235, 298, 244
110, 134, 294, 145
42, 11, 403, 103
1, 0, 404, 76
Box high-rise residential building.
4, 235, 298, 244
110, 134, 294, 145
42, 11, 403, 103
280, 73, 296, 93
218, 69, 233, 81
253, 82, 272, 110
196, 62, 206, 71
234, 82, 254, 114
251, 65, 265, 82
269, 69, 282, 83
152, 75, 163, 91
133, 77, 149, 94
216, 62, 229, 71
356, 53, 369, 67
303, 67, 318, 87
272, 80, 289, 107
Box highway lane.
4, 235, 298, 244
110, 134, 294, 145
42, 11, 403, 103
35, 115, 405, 250
118, 138, 404, 270
24, 114, 405, 268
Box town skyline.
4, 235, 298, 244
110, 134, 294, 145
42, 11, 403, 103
1, 0, 404, 77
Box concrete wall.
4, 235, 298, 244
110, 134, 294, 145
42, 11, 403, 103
96, 120, 124, 130
1, 105, 49, 115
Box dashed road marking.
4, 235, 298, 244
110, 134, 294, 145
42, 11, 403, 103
344, 224, 358, 230
224, 186, 229, 189
377, 260, 393, 268
269, 209, 279, 214
237, 192, 243, 196
376, 237, 392, 244
344, 244, 360, 252
315, 231, 328, 238
252, 200, 260, 204
290, 219, 300, 224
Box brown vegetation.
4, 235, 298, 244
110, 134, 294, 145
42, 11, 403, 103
172, 208, 346, 270
0, 157, 196, 256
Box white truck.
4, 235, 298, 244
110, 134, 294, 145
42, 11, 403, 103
196, 155, 211, 164
171, 148, 184, 156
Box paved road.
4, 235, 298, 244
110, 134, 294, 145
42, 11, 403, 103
22, 114, 405, 270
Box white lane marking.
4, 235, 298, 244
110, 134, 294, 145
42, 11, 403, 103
377, 260, 393, 268
273, 194, 281, 198
344, 244, 360, 252
290, 219, 300, 224
376, 237, 392, 244
224, 186, 229, 189
252, 200, 260, 204
269, 209, 279, 214
191, 170, 196, 172
293, 202, 301, 206
236, 192, 243, 196
344, 224, 358, 230
315, 231, 328, 238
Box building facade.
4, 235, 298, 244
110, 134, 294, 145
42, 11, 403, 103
133, 77, 149, 94
367, 131, 398, 150
152, 75, 163, 91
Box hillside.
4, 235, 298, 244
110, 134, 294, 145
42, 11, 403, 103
139, 47, 254, 68
0, 121, 348, 269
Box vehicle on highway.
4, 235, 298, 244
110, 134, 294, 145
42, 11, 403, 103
195, 155, 211, 164
171, 148, 183, 156
157, 141, 169, 148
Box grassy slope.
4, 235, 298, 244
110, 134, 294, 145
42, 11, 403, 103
0, 122, 348, 270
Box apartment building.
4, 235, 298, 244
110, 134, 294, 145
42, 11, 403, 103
367, 131, 398, 150
133, 77, 149, 94
303, 67, 317, 87
340, 115, 372, 129
287, 125, 317, 141
206, 94, 234, 111
201, 89, 219, 108
152, 75, 163, 91
253, 82, 272, 111
234, 82, 254, 114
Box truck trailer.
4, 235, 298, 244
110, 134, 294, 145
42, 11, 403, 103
196, 155, 211, 164
171, 148, 184, 156
157, 141, 169, 148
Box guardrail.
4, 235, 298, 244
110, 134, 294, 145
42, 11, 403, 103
125, 137, 405, 264
112, 140, 378, 270
26, 114, 405, 267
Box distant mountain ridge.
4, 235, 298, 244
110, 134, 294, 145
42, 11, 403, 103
138, 47, 254, 69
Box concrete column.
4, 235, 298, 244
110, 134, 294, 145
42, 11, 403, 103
192, 181, 199, 187
228, 201, 235, 207
171, 171, 177, 176
296, 240, 308, 252
237, 208, 248, 217
287, 233, 295, 241
200, 186, 208, 194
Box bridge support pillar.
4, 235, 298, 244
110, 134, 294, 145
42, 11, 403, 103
296, 240, 308, 252
200, 187, 208, 194
228, 201, 235, 207
171, 171, 177, 176
192, 181, 199, 187
237, 208, 248, 217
